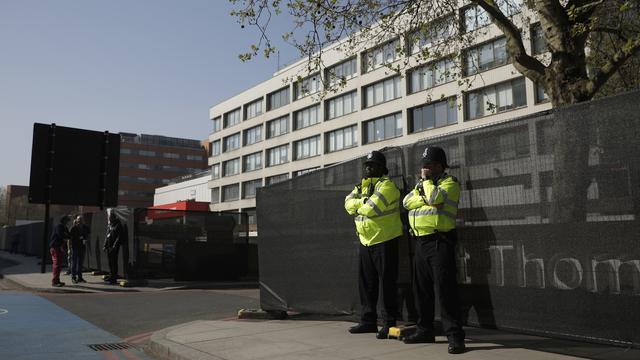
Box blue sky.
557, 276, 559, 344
0, 0, 299, 186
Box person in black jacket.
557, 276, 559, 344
70, 215, 90, 283
49, 216, 71, 287
103, 211, 123, 285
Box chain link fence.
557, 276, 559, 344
257, 90, 640, 347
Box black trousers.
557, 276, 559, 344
71, 246, 85, 279
107, 247, 119, 281
413, 230, 465, 340
358, 237, 399, 327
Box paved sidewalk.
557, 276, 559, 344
0, 251, 256, 293
148, 319, 639, 360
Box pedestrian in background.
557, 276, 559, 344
70, 215, 89, 283
402, 146, 465, 354
65, 238, 73, 276
103, 211, 122, 285
49, 215, 71, 287
344, 150, 403, 339
9, 233, 20, 254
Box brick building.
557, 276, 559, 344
118, 133, 208, 208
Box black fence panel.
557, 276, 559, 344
257, 90, 640, 347
0, 222, 44, 256
133, 209, 249, 280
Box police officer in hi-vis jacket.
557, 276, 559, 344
344, 150, 403, 339
402, 146, 465, 354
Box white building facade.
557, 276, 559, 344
207, 3, 551, 219
153, 171, 212, 206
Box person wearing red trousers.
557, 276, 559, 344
49, 215, 71, 287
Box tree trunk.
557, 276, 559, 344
548, 80, 592, 223
549, 113, 590, 223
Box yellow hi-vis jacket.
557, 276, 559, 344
344, 176, 403, 246
403, 174, 460, 236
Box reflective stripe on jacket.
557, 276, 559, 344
403, 174, 460, 236
344, 176, 403, 246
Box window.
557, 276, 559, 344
243, 152, 262, 172
294, 73, 321, 100
363, 112, 403, 144
294, 104, 320, 130
186, 155, 202, 161
294, 135, 320, 160
463, 1, 522, 33
223, 158, 240, 177
137, 164, 152, 170
161, 165, 181, 172
408, 15, 456, 55
139, 150, 156, 157
120, 148, 131, 155
212, 163, 220, 179
212, 140, 221, 156
211, 187, 220, 204
243, 208, 257, 226
363, 38, 401, 73
462, 5, 490, 32
464, 37, 508, 75
465, 77, 527, 120
409, 58, 456, 93
223, 133, 241, 152
222, 184, 239, 202
242, 179, 262, 199
267, 86, 290, 111
267, 144, 289, 166
326, 91, 357, 120
410, 98, 458, 133
243, 125, 263, 146
294, 167, 320, 177
535, 82, 549, 103
266, 173, 289, 185
244, 98, 263, 120
212, 116, 221, 133
326, 125, 358, 153
465, 125, 530, 165
267, 115, 289, 138
364, 76, 401, 108
497, 0, 523, 17
223, 108, 241, 128
326, 57, 357, 87
531, 23, 547, 55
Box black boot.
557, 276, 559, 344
448, 338, 465, 354
376, 326, 390, 339
348, 323, 378, 334
403, 331, 435, 344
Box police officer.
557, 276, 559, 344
402, 146, 465, 354
344, 150, 403, 339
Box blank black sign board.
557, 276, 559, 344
29, 123, 120, 207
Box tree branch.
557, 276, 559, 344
473, 0, 546, 83
592, 26, 629, 41
534, 0, 572, 53
586, 36, 640, 97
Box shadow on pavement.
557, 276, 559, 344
260, 312, 639, 360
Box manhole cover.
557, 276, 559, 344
87, 343, 135, 351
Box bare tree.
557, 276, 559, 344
230, 0, 640, 222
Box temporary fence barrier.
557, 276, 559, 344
257, 90, 640, 347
